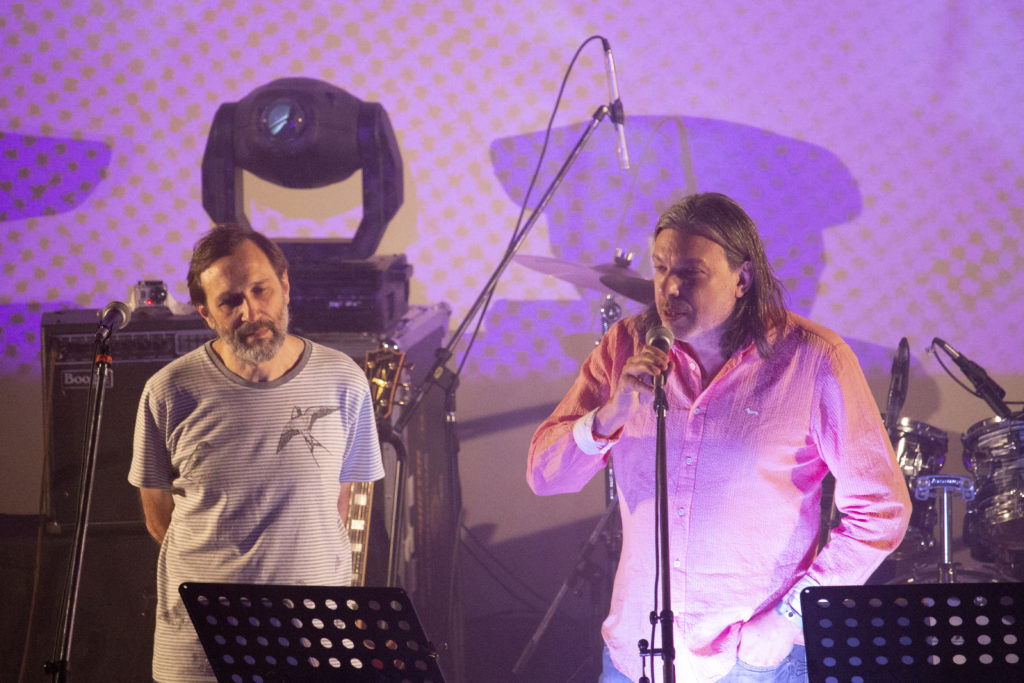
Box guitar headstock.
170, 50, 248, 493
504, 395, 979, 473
364, 347, 406, 421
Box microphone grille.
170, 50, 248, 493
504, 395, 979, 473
102, 300, 133, 330
645, 325, 674, 351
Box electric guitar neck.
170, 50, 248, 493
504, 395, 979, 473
347, 347, 405, 586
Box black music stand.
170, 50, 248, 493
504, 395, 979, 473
801, 582, 1024, 682
179, 582, 445, 682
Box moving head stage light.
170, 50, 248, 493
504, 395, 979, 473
201, 77, 409, 331
201, 76, 403, 261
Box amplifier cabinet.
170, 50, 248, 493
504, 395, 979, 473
41, 309, 215, 530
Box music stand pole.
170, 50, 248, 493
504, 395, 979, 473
45, 332, 117, 681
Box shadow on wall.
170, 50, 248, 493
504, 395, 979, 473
490, 115, 859, 315
487, 114, 941, 411
461, 515, 616, 683
0, 131, 111, 221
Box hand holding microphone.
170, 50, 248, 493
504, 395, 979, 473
593, 326, 674, 437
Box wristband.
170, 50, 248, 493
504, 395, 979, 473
775, 599, 803, 629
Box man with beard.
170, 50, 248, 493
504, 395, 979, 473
528, 193, 910, 682
129, 224, 384, 683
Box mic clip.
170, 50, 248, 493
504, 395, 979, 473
608, 98, 625, 125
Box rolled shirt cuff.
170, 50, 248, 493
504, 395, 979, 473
572, 409, 618, 455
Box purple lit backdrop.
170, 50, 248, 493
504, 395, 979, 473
2, 4, 1023, 676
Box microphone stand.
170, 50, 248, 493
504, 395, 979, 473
45, 330, 117, 681
387, 103, 617, 679
393, 103, 615, 435
648, 380, 675, 682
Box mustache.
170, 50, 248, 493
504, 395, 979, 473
236, 320, 276, 336
660, 302, 690, 315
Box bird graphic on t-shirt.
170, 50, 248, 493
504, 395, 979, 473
277, 406, 339, 465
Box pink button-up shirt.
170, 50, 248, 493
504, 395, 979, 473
528, 313, 911, 682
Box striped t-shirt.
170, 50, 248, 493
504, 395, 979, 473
129, 338, 384, 683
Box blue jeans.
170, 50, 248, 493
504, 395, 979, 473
600, 645, 808, 682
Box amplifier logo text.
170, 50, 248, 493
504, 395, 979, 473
61, 369, 114, 389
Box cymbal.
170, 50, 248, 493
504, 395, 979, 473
600, 273, 654, 305
515, 254, 654, 305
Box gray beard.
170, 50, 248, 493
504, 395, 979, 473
217, 306, 289, 365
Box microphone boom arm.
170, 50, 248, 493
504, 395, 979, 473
394, 104, 615, 433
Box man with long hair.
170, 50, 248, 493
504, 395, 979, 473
528, 193, 910, 682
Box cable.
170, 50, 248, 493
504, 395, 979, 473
929, 343, 982, 398
454, 35, 607, 377
929, 342, 1021, 405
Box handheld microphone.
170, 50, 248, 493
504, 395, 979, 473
645, 325, 674, 389
96, 301, 132, 342
601, 38, 630, 170
932, 337, 1011, 419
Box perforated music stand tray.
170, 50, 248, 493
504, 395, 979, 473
179, 582, 445, 682
801, 582, 1023, 682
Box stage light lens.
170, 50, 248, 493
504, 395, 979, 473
262, 98, 305, 140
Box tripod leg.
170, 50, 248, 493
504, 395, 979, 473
512, 500, 620, 675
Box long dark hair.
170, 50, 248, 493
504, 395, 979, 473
642, 192, 788, 358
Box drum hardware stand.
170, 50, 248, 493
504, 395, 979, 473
913, 474, 976, 583
512, 499, 620, 676
600, 282, 623, 507
513, 255, 634, 676
600, 295, 623, 339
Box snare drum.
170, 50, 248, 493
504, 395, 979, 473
884, 417, 949, 561
961, 415, 1024, 549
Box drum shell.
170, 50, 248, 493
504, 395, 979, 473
961, 416, 1024, 573
887, 415, 948, 479
961, 415, 1024, 483
882, 416, 949, 562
